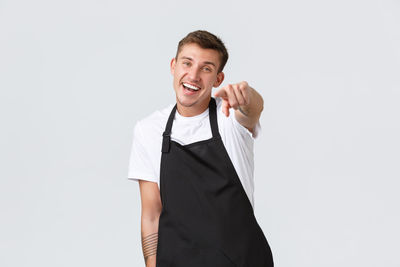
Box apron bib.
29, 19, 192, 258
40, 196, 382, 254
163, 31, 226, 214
156, 97, 274, 267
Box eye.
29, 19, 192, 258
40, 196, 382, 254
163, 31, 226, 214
183, 61, 191, 66
203, 66, 212, 72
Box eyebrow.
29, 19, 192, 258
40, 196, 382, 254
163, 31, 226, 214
180, 56, 216, 67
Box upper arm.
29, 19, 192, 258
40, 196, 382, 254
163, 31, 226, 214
138, 180, 162, 221
128, 121, 159, 184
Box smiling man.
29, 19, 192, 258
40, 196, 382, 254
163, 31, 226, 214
128, 30, 274, 267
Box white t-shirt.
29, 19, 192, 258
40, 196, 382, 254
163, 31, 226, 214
127, 97, 261, 208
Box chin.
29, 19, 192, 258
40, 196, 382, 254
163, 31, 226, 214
177, 95, 198, 107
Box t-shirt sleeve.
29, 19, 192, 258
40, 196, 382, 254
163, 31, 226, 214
127, 121, 158, 184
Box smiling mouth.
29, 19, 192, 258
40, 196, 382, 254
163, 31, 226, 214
182, 82, 201, 91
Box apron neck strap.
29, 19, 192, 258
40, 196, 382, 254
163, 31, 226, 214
208, 97, 220, 139
162, 97, 220, 153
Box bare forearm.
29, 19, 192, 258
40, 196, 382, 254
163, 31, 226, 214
239, 86, 263, 117
235, 86, 264, 132
141, 217, 160, 267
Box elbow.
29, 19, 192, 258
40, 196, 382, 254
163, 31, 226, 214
258, 92, 264, 113
141, 202, 162, 223
142, 206, 162, 223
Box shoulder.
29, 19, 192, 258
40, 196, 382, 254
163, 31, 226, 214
134, 103, 174, 136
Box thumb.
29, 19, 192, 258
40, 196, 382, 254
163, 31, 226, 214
221, 99, 230, 117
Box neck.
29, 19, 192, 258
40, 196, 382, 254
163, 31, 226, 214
176, 97, 211, 117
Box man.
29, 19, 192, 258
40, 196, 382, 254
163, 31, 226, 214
128, 30, 274, 267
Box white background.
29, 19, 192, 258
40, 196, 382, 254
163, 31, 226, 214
1, 0, 399, 266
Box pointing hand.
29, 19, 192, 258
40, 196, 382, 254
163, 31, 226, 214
214, 81, 251, 117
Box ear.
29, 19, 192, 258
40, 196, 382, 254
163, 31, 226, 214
213, 72, 225, 87
170, 57, 176, 75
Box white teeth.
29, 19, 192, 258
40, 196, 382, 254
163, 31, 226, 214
183, 83, 200, 90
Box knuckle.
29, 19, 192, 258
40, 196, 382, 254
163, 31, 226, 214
231, 99, 239, 107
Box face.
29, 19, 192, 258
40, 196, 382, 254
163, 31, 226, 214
170, 43, 224, 117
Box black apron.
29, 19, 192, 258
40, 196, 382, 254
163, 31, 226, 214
156, 97, 274, 267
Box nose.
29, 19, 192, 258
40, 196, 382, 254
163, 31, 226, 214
187, 65, 201, 82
